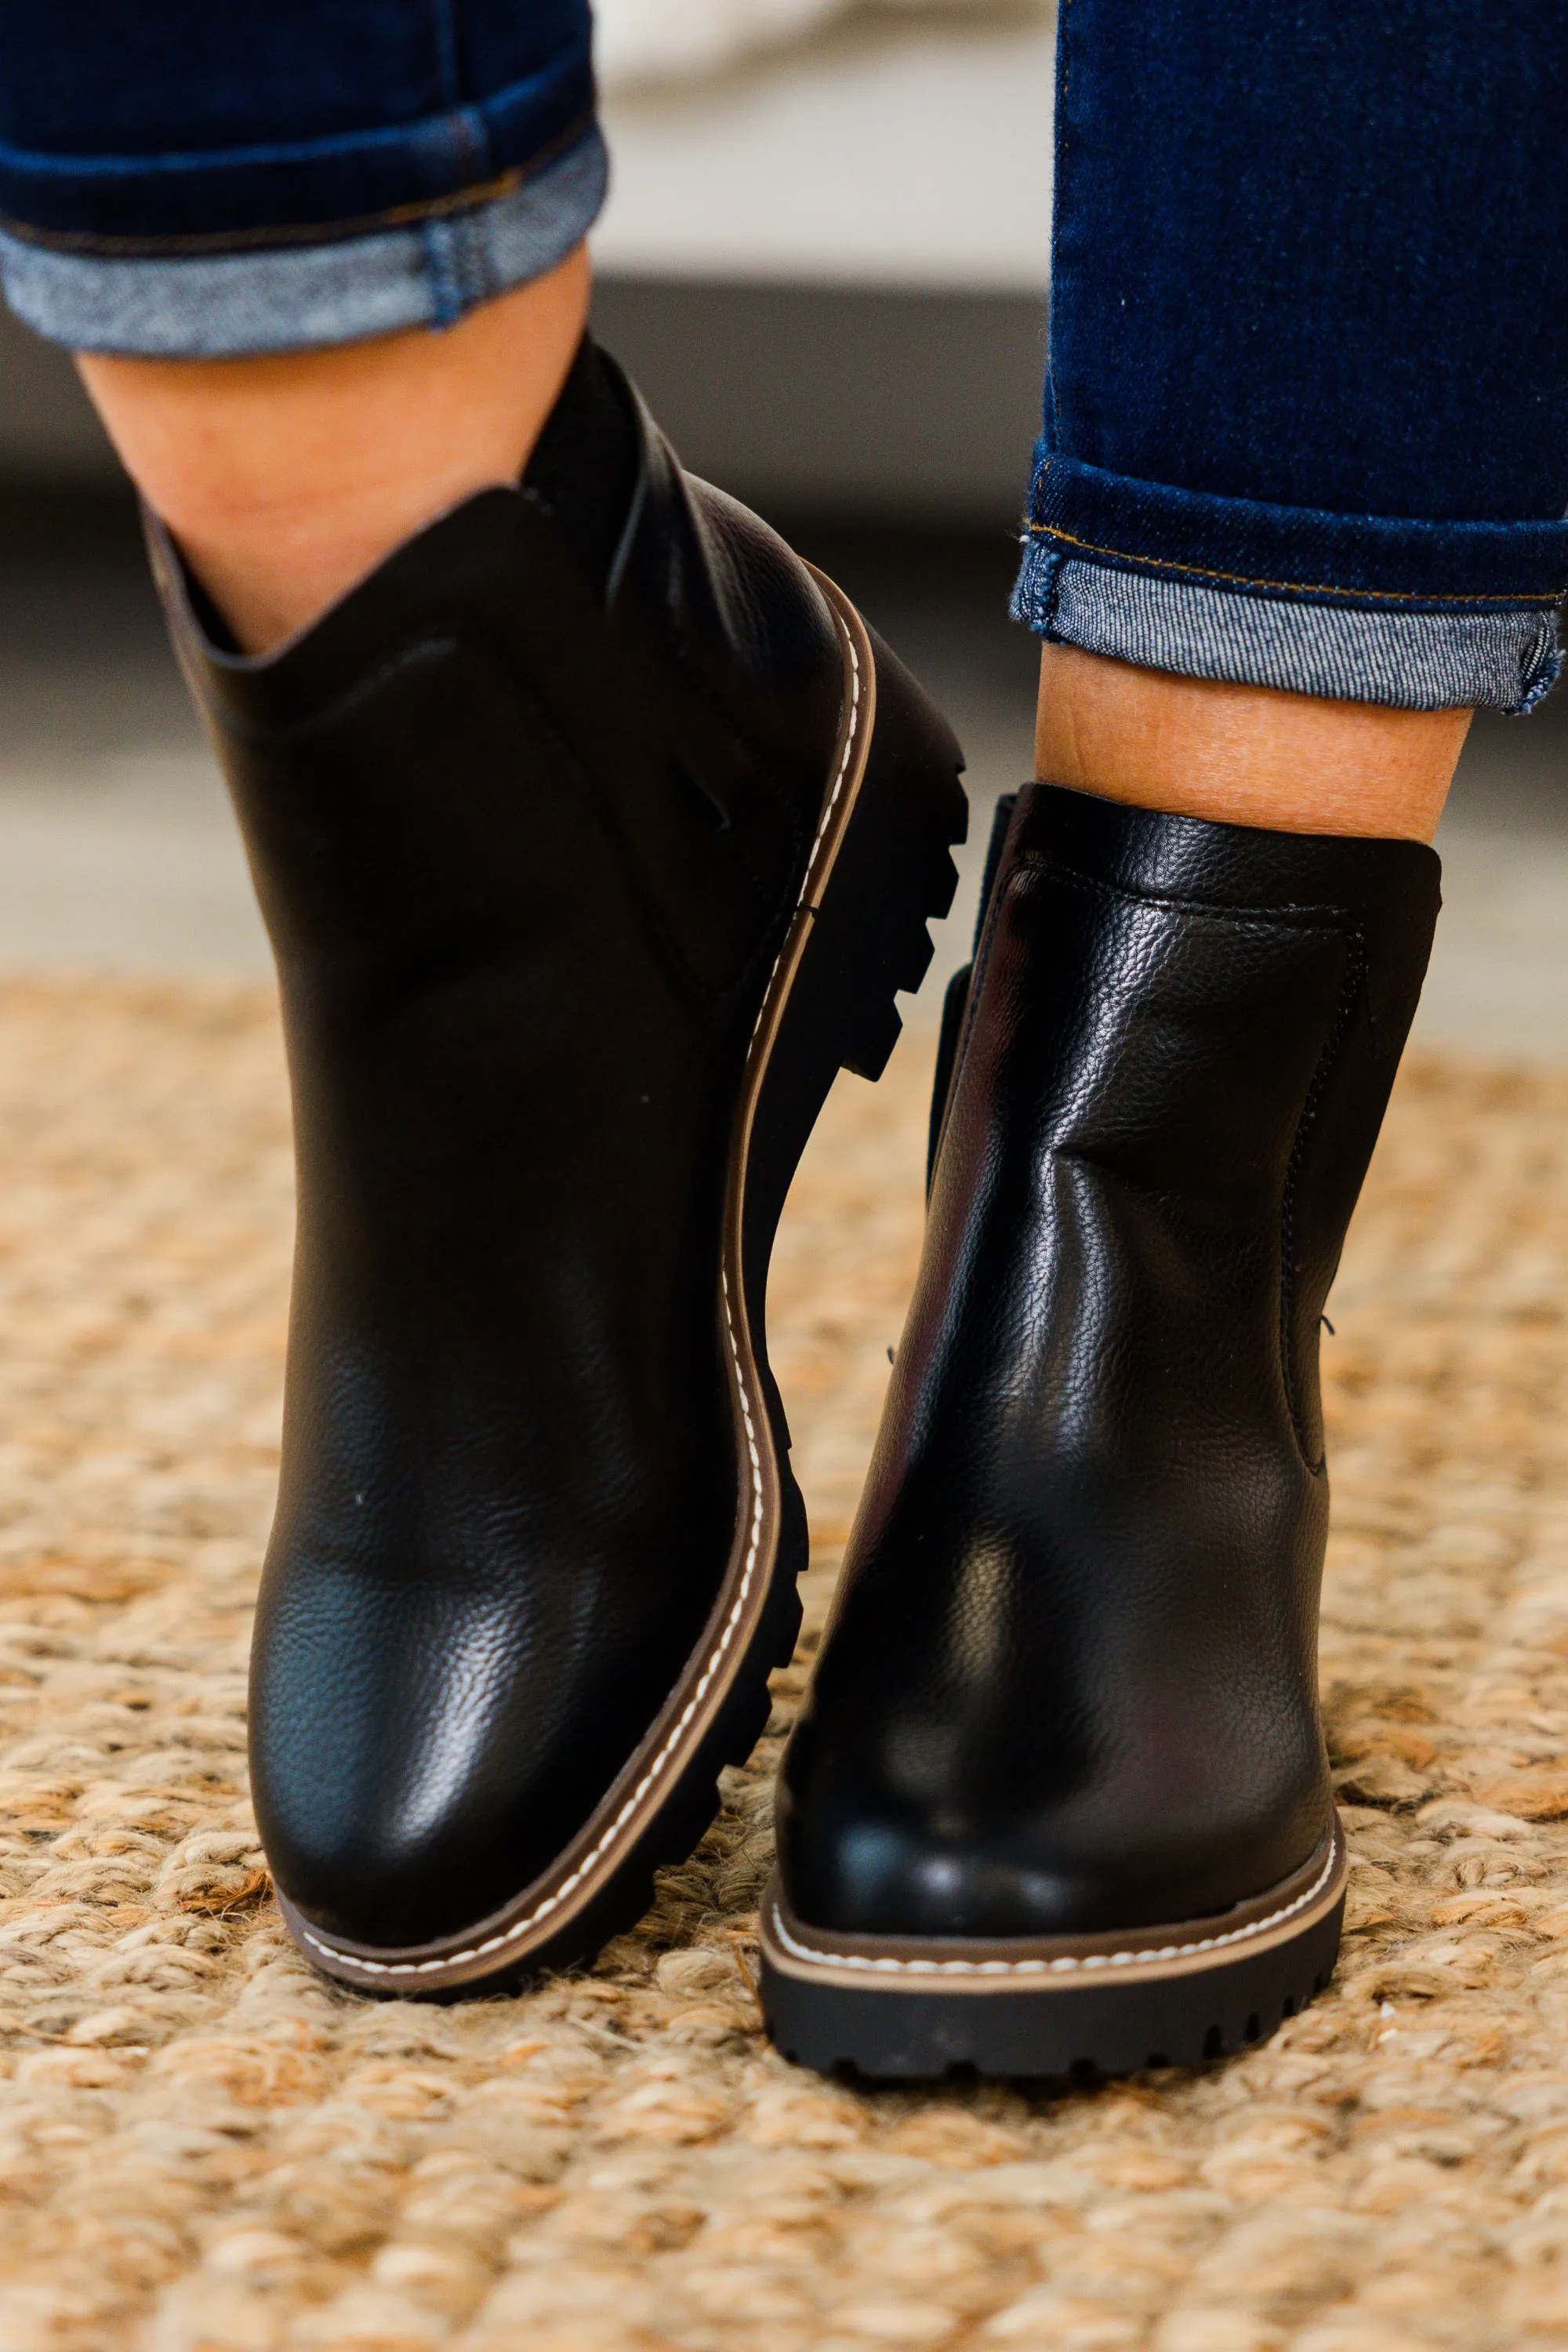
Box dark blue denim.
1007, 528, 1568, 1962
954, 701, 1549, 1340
1014, 0, 1568, 703
0, 2, 594, 247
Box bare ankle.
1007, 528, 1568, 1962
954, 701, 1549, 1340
1035, 642, 1471, 844
77, 246, 591, 655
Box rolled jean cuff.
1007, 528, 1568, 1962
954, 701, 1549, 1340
1015, 447, 1568, 713
1014, 551, 1563, 715
0, 125, 606, 357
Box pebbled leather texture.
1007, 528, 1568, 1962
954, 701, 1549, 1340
779, 782, 1441, 1943
152, 349, 845, 1954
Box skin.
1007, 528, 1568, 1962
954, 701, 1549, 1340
1036, 642, 1470, 844
77, 243, 591, 656
79, 239, 1470, 836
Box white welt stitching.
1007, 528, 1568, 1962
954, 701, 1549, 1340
742, 623, 863, 1063
804, 626, 862, 887
299, 629, 864, 1981
768, 1836, 1341, 1981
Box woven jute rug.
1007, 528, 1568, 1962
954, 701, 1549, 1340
3, 977, 1568, 2352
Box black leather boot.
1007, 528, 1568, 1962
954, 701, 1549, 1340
151, 340, 965, 1996
763, 782, 1439, 2077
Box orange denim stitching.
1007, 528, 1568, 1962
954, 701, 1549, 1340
1025, 521, 1565, 608
0, 107, 597, 260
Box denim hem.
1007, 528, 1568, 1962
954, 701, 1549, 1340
1013, 549, 1563, 716
0, 48, 595, 247
0, 129, 607, 355
1029, 450, 1568, 609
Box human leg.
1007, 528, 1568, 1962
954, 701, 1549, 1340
78, 251, 589, 652
766, 0, 1568, 2074
3, 0, 597, 653
1021, 0, 1567, 843
1034, 645, 1468, 841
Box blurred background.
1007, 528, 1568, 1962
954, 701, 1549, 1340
0, 0, 1560, 1048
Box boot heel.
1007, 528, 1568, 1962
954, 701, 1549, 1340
804, 594, 970, 1087
742, 576, 968, 1301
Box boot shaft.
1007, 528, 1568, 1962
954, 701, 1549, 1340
929, 785, 1442, 1472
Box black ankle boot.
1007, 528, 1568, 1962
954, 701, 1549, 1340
152, 340, 965, 1995
763, 782, 1439, 2077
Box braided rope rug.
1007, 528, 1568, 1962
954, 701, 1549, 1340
2, 976, 1567, 2352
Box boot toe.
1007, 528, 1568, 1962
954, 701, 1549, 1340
250, 1549, 709, 1953
779, 1803, 1093, 1941
776, 1769, 1336, 1945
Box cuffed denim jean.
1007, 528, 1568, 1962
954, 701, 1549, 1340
1, 1, 1565, 715
1014, 0, 1568, 715
0, 3, 605, 352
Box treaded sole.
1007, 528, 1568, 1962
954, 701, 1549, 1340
278, 575, 967, 2000
763, 1902, 1344, 2082
759, 1827, 1347, 2081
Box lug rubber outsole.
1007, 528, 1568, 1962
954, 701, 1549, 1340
278, 572, 967, 1999
760, 1820, 1348, 2081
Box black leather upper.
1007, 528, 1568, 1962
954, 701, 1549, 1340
779, 782, 1440, 1941
154, 350, 844, 1950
